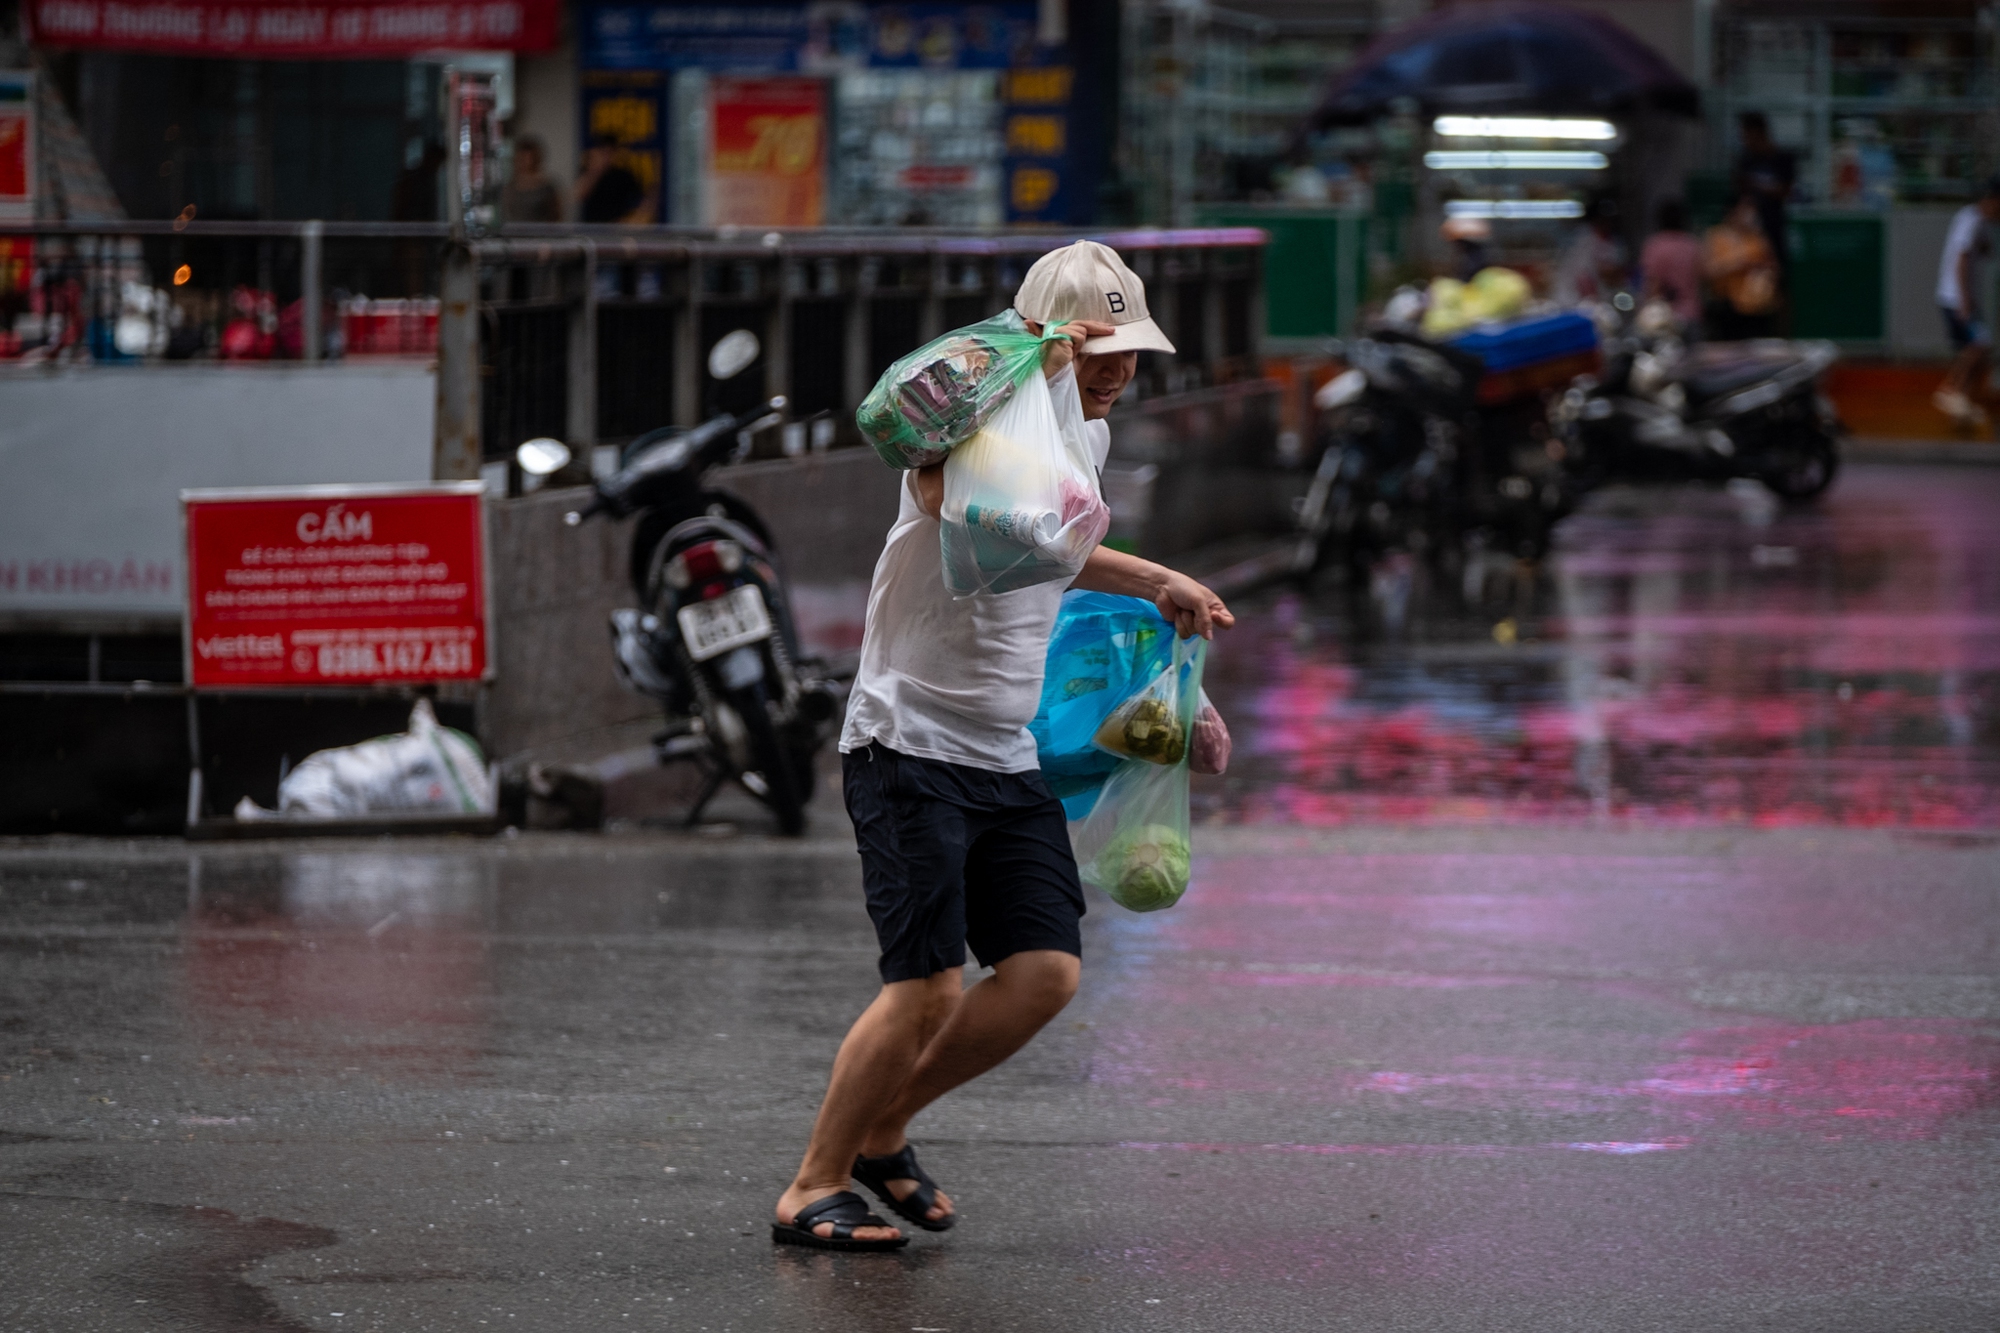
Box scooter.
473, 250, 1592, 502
1297, 328, 1567, 580
521, 330, 840, 835
1552, 323, 1842, 501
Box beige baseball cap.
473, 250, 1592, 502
1014, 240, 1176, 356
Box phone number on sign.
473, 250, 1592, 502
315, 639, 476, 677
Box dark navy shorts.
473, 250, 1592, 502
1943, 305, 1989, 350
843, 741, 1085, 984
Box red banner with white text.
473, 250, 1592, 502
27, 0, 559, 57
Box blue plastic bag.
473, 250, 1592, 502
1031, 590, 1177, 819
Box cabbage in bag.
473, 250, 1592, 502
856, 310, 1060, 469
1070, 634, 1206, 913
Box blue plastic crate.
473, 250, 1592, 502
1445, 311, 1598, 373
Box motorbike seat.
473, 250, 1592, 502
1678, 344, 1804, 403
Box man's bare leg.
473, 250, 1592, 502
854, 950, 1082, 1224
775, 968, 963, 1241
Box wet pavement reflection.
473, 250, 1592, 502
1200, 465, 2000, 827
4, 466, 1998, 1331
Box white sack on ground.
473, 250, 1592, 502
234, 699, 493, 819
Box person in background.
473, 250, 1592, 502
576, 134, 654, 225
1440, 216, 1492, 282
1703, 195, 1781, 341
1733, 112, 1796, 292
502, 135, 563, 224
1639, 198, 1702, 328
1553, 195, 1626, 304
1932, 175, 1999, 429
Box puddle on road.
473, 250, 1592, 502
1199, 466, 2000, 827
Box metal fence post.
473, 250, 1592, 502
433, 242, 482, 480
844, 257, 874, 413
567, 239, 598, 449
300, 220, 323, 362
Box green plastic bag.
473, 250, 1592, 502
1071, 634, 1206, 912
856, 309, 1065, 470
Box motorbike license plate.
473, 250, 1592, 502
676, 584, 773, 663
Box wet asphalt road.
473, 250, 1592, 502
6, 463, 2000, 1330
3, 824, 1997, 1332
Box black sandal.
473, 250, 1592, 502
771, 1191, 909, 1251
853, 1144, 956, 1232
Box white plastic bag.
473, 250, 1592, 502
939, 363, 1109, 598
235, 699, 493, 820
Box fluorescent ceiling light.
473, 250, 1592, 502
1424, 150, 1609, 170
1434, 116, 1617, 141
1445, 199, 1586, 219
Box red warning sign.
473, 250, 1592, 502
182, 484, 489, 688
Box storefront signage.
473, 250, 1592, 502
1002, 64, 1070, 224
182, 484, 489, 689
707, 75, 823, 226
26, 0, 560, 56
581, 69, 666, 224
0, 72, 34, 222
582, 2, 1036, 73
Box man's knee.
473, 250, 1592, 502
996, 950, 1080, 1016
880, 969, 963, 1028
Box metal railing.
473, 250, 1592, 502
0, 220, 1269, 481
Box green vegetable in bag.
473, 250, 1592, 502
856, 309, 1067, 470
1093, 696, 1186, 765
1097, 821, 1192, 912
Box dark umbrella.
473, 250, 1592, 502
1303, 3, 1699, 131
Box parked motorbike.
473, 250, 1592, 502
1296, 329, 1568, 591
1552, 321, 1841, 501
526, 330, 840, 835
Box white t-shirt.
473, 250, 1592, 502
840, 407, 1112, 774
1936, 204, 1988, 309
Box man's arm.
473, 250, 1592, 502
1072, 546, 1235, 640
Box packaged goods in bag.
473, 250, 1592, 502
940, 363, 1110, 597
856, 310, 1062, 469
1072, 634, 1206, 912
1031, 591, 1177, 818
1092, 629, 1202, 765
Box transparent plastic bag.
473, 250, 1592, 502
939, 363, 1110, 598
856, 310, 1058, 469
1092, 628, 1203, 766
1190, 691, 1231, 776
1031, 591, 1176, 819
1073, 757, 1192, 913
1071, 634, 1206, 913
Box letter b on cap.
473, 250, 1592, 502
1106, 291, 1126, 314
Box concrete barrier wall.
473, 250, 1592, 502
479, 384, 1291, 762
482, 448, 901, 761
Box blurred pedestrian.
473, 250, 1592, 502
501, 135, 563, 224
1553, 195, 1626, 305
771, 241, 1233, 1251
1639, 198, 1702, 328
1933, 175, 1999, 429
576, 134, 654, 225
1440, 216, 1492, 282
1733, 112, 1796, 289
1703, 196, 1780, 341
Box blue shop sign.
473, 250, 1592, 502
582, 2, 1039, 73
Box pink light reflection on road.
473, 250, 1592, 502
1197, 465, 2000, 827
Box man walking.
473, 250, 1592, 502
1933, 176, 1999, 430
772, 241, 1235, 1249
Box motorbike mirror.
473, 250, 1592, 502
516, 437, 572, 476
707, 329, 761, 381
